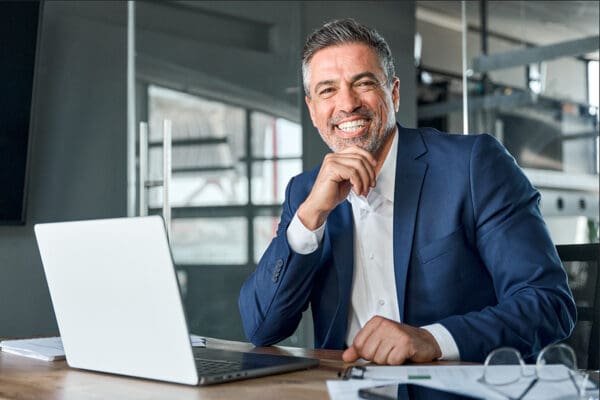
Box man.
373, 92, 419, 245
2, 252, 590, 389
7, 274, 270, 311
238, 19, 575, 364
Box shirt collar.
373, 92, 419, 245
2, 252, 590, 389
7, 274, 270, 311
376, 130, 398, 203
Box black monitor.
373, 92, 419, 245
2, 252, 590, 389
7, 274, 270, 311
0, 0, 42, 224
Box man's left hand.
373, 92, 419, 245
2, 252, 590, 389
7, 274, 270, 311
342, 316, 442, 364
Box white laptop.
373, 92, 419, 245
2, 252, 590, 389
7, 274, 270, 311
34, 216, 318, 385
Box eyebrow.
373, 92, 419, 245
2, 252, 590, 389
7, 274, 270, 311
351, 72, 382, 84
313, 79, 336, 95
313, 72, 383, 95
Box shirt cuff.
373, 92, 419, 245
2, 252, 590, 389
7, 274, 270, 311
421, 323, 460, 361
286, 212, 326, 255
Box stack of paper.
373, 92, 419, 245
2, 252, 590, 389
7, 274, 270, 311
0, 337, 65, 361
190, 334, 207, 347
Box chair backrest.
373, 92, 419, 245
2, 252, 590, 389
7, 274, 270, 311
556, 243, 600, 370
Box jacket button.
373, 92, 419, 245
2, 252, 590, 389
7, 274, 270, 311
275, 259, 284, 268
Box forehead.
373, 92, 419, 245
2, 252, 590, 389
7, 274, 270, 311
307, 43, 385, 85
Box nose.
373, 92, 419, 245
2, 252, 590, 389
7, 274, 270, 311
337, 85, 362, 113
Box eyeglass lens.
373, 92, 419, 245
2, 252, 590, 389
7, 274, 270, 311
483, 348, 525, 385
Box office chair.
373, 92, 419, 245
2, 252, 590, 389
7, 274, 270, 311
557, 243, 600, 370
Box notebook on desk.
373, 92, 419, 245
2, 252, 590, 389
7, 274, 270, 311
34, 216, 318, 385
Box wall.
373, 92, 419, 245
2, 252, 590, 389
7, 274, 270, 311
135, 1, 302, 121
0, 1, 128, 337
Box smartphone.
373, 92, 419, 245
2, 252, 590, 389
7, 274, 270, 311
358, 383, 484, 400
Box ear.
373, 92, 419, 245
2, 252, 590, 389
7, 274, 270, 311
391, 78, 400, 112
305, 96, 318, 128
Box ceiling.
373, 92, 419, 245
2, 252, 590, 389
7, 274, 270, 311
417, 0, 599, 59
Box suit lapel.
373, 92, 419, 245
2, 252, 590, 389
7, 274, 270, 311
393, 126, 427, 322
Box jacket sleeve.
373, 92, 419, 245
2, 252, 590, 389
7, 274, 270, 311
439, 134, 576, 362
238, 175, 324, 346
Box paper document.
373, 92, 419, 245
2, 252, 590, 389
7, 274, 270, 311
1, 334, 207, 362
327, 379, 401, 400
0, 336, 65, 361
327, 364, 597, 400
190, 334, 207, 347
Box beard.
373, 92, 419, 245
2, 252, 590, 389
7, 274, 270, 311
322, 106, 395, 154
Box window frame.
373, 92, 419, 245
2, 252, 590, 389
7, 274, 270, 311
144, 84, 302, 268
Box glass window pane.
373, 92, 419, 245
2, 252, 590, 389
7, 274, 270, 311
148, 163, 248, 207
171, 218, 247, 265
146, 85, 250, 207
148, 85, 246, 159
452, 1, 600, 244
147, 85, 246, 182
251, 159, 302, 205
253, 216, 280, 263
251, 112, 302, 158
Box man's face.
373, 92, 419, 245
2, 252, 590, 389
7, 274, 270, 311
305, 43, 399, 154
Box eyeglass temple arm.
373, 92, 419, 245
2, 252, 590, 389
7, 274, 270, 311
516, 377, 538, 400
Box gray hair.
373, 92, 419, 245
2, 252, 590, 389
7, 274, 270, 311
301, 18, 396, 97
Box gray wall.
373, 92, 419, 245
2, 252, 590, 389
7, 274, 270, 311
0, 2, 128, 337
0, 1, 416, 343
135, 1, 303, 121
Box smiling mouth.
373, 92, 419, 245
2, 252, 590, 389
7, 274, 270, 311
336, 119, 369, 136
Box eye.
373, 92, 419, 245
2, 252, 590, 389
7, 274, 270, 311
356, 80, 377, 89
318, 87, 336, 98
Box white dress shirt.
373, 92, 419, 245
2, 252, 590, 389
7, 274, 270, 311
286, 132, 460, 360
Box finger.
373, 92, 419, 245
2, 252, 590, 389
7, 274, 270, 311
342, 346, 359, 362
357, 334, 382, 361
336, 152, 377, 188
331, 150, 376, 190
386, 345, 410, 365
335, 157, 375, 195
329, 159, 371, 195
323, 153, 372, 183
352, 316, 385, 351
373, 340, 394, 365
348, 172, 369, 196
350, 156, 376, 192
339, 146, 378, 167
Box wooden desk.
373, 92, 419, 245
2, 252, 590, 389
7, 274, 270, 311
0, 337, 346, 400
0, 337, 469, 400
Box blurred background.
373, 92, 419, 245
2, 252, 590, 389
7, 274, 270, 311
0, 1, 597, 351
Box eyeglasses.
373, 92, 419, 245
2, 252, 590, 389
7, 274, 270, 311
478, 343, 598, 400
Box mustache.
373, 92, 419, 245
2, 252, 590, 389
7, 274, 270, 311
329, 107, 375, 126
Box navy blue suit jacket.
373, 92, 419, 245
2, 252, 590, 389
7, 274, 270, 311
239, 125, 576, 362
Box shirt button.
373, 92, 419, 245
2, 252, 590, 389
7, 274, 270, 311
368, 253, 374, 260
378, 299, 385, 306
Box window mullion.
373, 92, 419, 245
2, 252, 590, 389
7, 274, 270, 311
245, 110, 254, 266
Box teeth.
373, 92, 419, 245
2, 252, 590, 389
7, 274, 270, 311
338, 120, 367, 132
